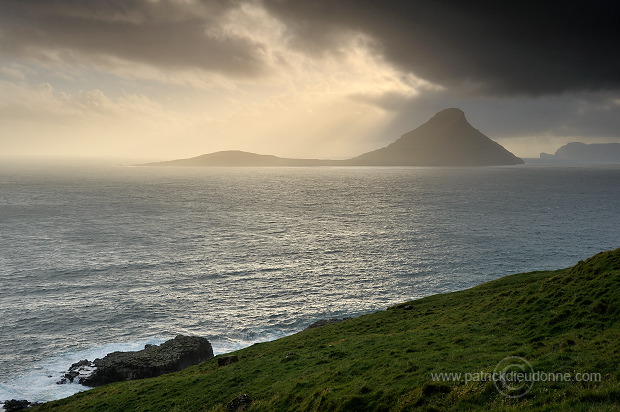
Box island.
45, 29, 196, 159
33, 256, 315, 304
139, 108, 524, 167
139, 150, 339, 167
540, 142, 620, 163
345, 108, 524, 166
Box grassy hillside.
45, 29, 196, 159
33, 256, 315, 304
36, 249, 619, 411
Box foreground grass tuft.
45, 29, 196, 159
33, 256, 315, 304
36, 249, 620, 411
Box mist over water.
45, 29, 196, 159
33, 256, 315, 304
1, 163, 619, 403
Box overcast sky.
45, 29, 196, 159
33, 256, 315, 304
1, 0, 619, 160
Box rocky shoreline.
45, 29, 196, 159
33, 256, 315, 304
57, 335, 213, 387
1, 399, 42, 412
2, 320, 342, 410
1, 335, 214, 411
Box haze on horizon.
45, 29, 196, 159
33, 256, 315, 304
1, 0, 619, 162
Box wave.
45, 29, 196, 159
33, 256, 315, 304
0, 337, 166, 404
0, 331, 295, 404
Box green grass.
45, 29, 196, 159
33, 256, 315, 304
35, 249, 620, 411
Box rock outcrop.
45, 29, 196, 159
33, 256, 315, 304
59, 335, 213, 387
2, 399, 37, 412
217, 355, 239, 366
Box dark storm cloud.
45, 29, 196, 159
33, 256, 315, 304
2, 0, 619, 96
372, 90, 620, 142
263, 0, 620, 95
0, 0, 266, 76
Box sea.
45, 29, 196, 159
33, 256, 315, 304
1, 161, 619, 405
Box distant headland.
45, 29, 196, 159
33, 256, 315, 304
540, 142, 620, 163
139, 108, 524, 167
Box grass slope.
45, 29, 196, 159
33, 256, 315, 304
36, 249, 620, 411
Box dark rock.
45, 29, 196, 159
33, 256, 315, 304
57, 359, 97, 384
217, 355, 239, 366
226, 394, 252, 412
421, 383, 451, 396
60, 335, 213, 387
3, 399, 31, 412
71, 359, 90, 368
305, 318, 350, 330
403, 305, 413, 310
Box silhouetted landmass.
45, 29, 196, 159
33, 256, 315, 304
139, 150, 338, 167
540, 142, 620, 163
346, 108, 523, 166
139, 108, 523, 167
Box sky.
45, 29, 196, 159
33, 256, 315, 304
1, 0, 619, 161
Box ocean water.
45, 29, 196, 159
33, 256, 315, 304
1, 162, 619, 404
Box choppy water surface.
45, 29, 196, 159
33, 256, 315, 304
1, 162, 619, 403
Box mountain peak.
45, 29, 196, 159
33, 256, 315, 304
349, 108, 524, 166
431, 107, 465, 120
